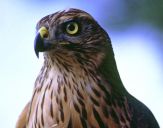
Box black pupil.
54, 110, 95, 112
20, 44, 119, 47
68, 23, 75, 31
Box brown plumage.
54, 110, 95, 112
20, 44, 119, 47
16, 8, 159, 128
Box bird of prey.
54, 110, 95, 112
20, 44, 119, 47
16, 8, 159, 128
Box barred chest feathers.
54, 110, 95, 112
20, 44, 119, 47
27, 53, 131, 128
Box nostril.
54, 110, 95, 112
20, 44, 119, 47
43, 33, 49, 38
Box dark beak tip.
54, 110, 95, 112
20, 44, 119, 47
34, 33, 42, 58
35, 50, 39, 58
34, 30, 53, 58
34, 43, 39, 58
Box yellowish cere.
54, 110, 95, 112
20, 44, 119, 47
39, 26, 49, 38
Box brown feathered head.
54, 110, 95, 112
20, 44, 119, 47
34, 8, 113, 67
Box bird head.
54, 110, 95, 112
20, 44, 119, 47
34, 8, 125, 95
34, 8, 113, 68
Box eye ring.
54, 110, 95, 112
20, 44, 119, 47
66, 22, 79, 35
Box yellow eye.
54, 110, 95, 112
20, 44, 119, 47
66, 22, 79, 35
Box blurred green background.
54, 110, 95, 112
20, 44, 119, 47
0, 0, 162, 127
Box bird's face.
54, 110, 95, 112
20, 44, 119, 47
34, 9, 110, 67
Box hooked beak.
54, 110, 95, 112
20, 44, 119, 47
34, 26, 53, 58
